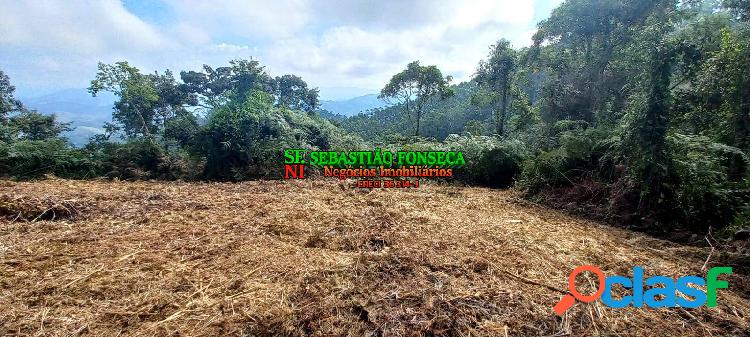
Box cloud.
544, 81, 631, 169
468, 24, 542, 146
0, 0, 552, 97
260, 0, 537, 88
163, 0, 312, 41
0, 0, 168, 54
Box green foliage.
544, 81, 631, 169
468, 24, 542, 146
379, 61, 454, 136
0, 139, 95, 179
86, 138, 164, 179
0, 70, 89, 179
8, 110, 71, 141
0, 70, 24, 123
723, 0, 750, 21
474, 39, 521, 136
518, 126, 610, 192
200, 90, 290, 180
164, 112, 200, 149
273, 74, 319, 113
198, 89, 359, 180
90, 62, 197, 138
89, 62, 160, 137
445, 134, 527, 187
464, 120, 484, 136
344, 81, 488, 140
669, 133, 749, 229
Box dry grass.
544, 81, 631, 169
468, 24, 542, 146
0, 178, 748, 336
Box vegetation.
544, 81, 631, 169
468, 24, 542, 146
1, 0, 748, 235
378, 61, 454, 136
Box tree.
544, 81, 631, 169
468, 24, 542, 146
151, 70, 197, 131
89, 62, 159, 138
475, 39, 518, 136
9, 110, 71, 141
724, 0, 750, 21
0, 70, 24, 123
181, 59, 273, 110
620, 1, 681, 222
89, 62, 194, 138
531, 0, 667, 124
200, 89, 290, 180
379, 61, 453, 136
273, 74, 319, 113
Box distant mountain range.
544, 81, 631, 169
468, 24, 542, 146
320, 94, 389, 117
20, 89, 115, 146
17, 89, 387, 146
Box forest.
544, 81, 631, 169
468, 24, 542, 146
1, 0, 749, 237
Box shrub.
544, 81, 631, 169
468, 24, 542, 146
669, 133, 750, 231
517, 126, 609, 192
0, 139, 95, 179
85, 138, 179, 180
444, 134, 527, 187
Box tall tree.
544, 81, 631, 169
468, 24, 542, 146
181, 59, 273, 110
89, 62, 159, 138
475, 39, 518, 136
622, 1, 680, 220
273, 74, 319, 113
89, 62, 193, 138
723, 0, 750, 21
0, 70, 24, 123
379, 61, 453, 136
532, 0, 666, 124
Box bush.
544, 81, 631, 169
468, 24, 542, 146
0, 139, 95, 179
517, 126, 609, 192
669, 133, 750, 231
85, 138, 187, 180
199, 92, 292, 180
444, 134, 527, 187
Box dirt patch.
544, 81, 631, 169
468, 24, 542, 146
0, 179, 748, 336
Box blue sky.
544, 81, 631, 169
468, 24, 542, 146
0, 0, 562, 100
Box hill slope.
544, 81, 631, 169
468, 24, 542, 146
320, 94, 389, 117
20, 89, 115, 146
0, 179, 747, 336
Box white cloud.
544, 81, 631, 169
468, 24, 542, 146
0, 0, 550, 97
0, 0, 168, 54
163, 0, 312, 41
260, 0, 537, 89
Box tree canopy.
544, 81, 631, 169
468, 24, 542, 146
379, 61, 454, 136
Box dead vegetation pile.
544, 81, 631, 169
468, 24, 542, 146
0, 179, 748, 336
0, 193, 89, 221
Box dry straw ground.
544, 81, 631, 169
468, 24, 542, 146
0, 179, 748, 336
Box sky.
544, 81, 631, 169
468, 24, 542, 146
0, 0, 563, 100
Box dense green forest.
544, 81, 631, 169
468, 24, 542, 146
1, 0, 748, 235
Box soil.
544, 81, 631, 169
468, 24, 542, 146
1, 178, 748, 336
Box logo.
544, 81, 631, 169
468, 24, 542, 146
282, 148, 465, 188
553, 265, 732, 315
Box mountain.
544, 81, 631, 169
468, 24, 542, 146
320, 94, 389, 117
318, 87, 377, 101
17, 89, 387, 145
20, 88, 115, 146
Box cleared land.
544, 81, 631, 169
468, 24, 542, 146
0, 179, 748, 336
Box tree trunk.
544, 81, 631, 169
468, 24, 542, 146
729, 79, 750, 181
415, 111, 421, 137
415, 97, 425, 137
736, 79, 750, 151
637, 45, 675, 221
500, 77, 509, 136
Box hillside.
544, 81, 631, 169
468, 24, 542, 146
340, 81, 488, 140
19, 89, 115, 146
1, 179, 747, 336
320, 94, 389, 117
